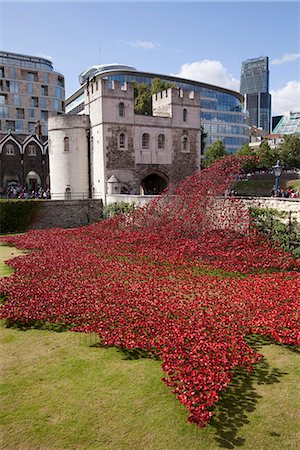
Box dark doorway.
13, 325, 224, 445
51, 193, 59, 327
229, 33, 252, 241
141, 173, 168, 195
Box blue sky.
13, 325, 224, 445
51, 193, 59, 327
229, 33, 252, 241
0, 1, 299, 115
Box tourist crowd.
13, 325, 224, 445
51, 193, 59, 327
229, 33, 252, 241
0, 185, 51, 199
271, 187, 299, 198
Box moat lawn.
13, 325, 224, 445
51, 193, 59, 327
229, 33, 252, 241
0, 244, 299, 449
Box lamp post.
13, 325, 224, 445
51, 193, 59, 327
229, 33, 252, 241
272, 160, 282, 197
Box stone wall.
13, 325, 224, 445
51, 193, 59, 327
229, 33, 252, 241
241, 197, 300, 222
30, 199, 103, 229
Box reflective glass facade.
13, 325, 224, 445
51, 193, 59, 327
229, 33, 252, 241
240, 56, 271, 132
273, 112, 300, 134
240, 56, 269, 94
66, 68, 249, 154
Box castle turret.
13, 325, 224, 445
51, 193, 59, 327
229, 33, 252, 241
48, 115, 90, 200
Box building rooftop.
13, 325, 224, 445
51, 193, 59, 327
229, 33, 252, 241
0, 50, 54, 71
273, 112, 300, 134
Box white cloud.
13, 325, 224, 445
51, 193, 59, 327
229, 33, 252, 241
122, 40, 160, 50
175, 60, 240, 91
271, 53, 300, 65
270, 81, 300, 115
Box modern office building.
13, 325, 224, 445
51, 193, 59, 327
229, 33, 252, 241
0, 50, 65, 137
66, 64, 249, 154
0, 51, 65, 193
240, 56, 271, 133
273, 111, 300, 135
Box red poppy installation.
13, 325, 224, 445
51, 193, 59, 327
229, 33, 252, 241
1, 156, 299, 427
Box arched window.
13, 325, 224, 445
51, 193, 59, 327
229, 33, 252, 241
119, 102, 125, 117
142, 133, 149, 149
119, 133, 126, 149
64, 136, 69, 152
181, 135, 189, 153
158, 134, 165, 149
183, 108, 187, 122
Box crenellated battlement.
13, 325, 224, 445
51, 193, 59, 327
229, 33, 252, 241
100, 79, 134, 98
153, 88, 200, 106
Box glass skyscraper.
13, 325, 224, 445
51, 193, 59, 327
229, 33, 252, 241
240, 56, 271, 133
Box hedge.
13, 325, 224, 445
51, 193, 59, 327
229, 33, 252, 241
0, 200, 41, 234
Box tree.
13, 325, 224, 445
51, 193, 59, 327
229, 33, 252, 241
237, 143, 257, 172
151, 78, 175, 95
256, 141, 278, 170
202, 140, 228, 167
133, 82, 152, 115
133, 78, 176, 115
278, 135, 300, 169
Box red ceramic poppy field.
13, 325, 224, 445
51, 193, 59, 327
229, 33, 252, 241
1, 157, 299, 427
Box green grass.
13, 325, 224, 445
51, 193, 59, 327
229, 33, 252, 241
286, 179, 300, 191
234, 177, 300, 197
1, 244, 300, 449
0, 243, 25, 277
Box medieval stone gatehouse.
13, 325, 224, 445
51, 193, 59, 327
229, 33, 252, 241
48, 79, 201, 202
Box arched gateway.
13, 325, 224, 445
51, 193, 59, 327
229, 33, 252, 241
141, 173, 168, 195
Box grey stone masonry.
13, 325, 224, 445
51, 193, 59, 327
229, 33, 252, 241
29, 199, 103, 229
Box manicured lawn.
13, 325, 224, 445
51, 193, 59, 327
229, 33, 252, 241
234, 177, 300, 197
1, 243, 299, 449
0, 242, 25, 277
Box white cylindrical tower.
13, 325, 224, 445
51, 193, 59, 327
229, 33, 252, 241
48, 115, 90, 200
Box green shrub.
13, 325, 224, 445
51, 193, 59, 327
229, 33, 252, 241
0, 200, 41, 234
250, 207, 300, 258
102, 201, 136, 219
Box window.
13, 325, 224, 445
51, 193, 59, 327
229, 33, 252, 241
15, 120, 23, 132
41, 110, 48, 121
40, 97, 46, 108
28, 108, 35, 119
16, 108, 25, 119
119, 133, 125, 149
56, 86, 62, 98
183, 108, 187, 122
27, 83, 33, 94
6, 121, 15, 131
13, 94, 21, 106
158, 134, 165, 149
53, 99, 59, 110
119, 102, 125, 117
28, 145, 36, 156
28, 122, 35, 133
41, 85, 48, 96
0, 106, 9, 118
28, 72, 37, 82
64, 136, 69, 152
142, 133, 149, 149
58, 77, 64, 87
9, 81, 19, 93
181, 135, 189, 153
0, 94, 6, 105
31, 97, 38, 107
9, 67, 16, 79
6, 144, 15, 155
0, 67, 4, 78
44, 72, 49, 84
